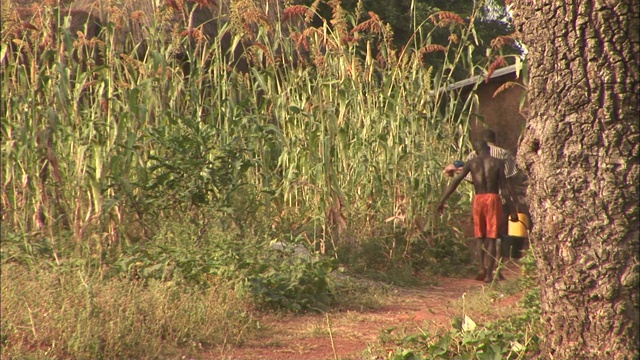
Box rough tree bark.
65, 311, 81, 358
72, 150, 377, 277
510, 1, 639, 359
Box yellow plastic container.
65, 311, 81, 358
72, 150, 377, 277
508, 213, 530, 238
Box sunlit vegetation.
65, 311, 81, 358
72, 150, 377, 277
1, 0, 538, 358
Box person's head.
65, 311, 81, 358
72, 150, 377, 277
482, 129, 496, 143
472, 139, 490, 155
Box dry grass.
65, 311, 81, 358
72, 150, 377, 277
0, 263, 258, 359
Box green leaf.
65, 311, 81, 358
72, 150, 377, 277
288, 105, 302, 114
462, 315, 477, 332
510, 341, 525, 353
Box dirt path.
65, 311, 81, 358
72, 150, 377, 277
210, 263, 523, 360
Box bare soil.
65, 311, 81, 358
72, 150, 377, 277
205, 262, 524, 360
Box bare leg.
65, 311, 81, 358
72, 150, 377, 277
495, 238, 505, 280
484, 238, 497, 283
497, 201, 510, 280
475, 238, 487, 281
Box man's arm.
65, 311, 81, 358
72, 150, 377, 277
463, 151, 477, 182
437, 163, 471, 213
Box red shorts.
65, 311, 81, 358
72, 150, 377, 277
473, 193, 503, 239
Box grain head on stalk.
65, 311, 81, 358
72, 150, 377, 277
5, 0, 313, 74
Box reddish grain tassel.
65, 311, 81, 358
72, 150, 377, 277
291, 31, 310, 52
180, 28, 205, 42
418, 45, 447, 65
283, 5, 310, 22
490, 35, 516, 49
430, 11, 465, 27
351, 12, 383, 34
130, 11, 144, 21
493, 81, 519, 98
486, 56, 507, 83
342, 35, 360, 45
351, 19, 377, 34
244, 9, 268, 27
166, 0, 181, 11
420, 44, 447, 54
439, 11, 464, 25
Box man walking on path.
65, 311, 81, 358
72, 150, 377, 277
437, 140, 518, 283
444, 129, 518, 181
444, 129, 530, 264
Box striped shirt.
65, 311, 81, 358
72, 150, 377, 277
465, 143, 518, 181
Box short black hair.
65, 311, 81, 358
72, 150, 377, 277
472, 139, 490, 154
482, 129, 496, 143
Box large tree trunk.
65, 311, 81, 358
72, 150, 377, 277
510, 1, 639, 359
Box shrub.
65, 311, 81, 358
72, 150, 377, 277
110, 223, 338, 313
